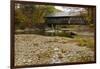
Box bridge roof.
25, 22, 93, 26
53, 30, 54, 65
45, 11, 81, 17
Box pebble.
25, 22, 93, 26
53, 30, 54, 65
15, 34, 95, 66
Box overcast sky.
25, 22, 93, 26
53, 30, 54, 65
55, 6, 86, 13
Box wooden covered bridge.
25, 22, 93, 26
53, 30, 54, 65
44, 11, 88, 26
44, 11, 88, 33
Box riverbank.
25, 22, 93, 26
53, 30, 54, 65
15, 34, 95, 66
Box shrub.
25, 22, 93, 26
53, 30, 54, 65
76, 37, 94, 50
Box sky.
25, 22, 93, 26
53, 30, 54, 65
54, 6, 86, 13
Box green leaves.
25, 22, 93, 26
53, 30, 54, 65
15, 3, 58, 29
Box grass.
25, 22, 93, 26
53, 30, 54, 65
75, 36, 95, 50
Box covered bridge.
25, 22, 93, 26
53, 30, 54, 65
43, 11, 88, 35
44, 11, 88, 25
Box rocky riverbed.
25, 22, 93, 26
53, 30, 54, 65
15, 34, 95, 66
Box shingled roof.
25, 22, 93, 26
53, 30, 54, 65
45, 11, 81, 17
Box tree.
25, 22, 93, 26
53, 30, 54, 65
15, 3, 58, 29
